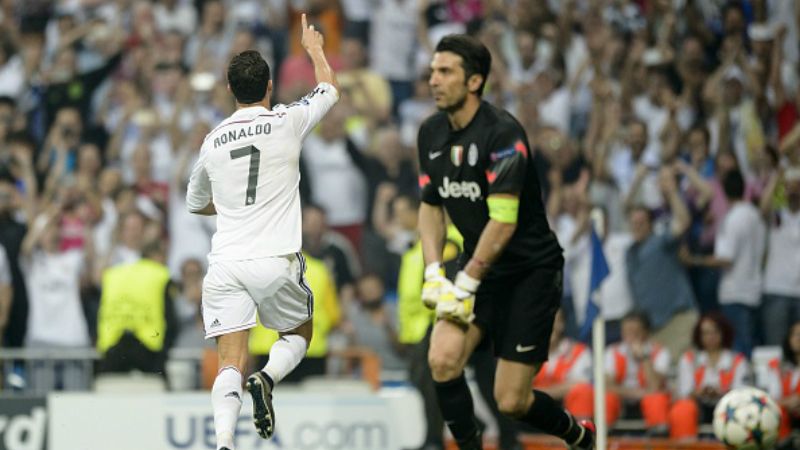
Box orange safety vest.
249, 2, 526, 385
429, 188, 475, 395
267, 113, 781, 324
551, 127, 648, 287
769, 358, 800, 397
688, 351, 744, 393
613, 344, 663, 387
534, 342, 587, 387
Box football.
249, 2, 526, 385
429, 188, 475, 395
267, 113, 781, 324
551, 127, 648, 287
712, 387, 781, 449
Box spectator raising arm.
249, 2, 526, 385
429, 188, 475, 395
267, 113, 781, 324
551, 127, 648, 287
660, 165, 690, 237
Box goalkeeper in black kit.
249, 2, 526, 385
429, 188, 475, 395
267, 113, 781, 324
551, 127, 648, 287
416, 34, 595, 450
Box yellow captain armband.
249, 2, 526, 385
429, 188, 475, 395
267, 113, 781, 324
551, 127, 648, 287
487, 196, 519, 224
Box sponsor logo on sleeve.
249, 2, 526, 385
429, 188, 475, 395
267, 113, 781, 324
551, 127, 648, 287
490, 139, 528, 161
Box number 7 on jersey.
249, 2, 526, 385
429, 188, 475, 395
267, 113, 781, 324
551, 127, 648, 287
230, 145, 261, 205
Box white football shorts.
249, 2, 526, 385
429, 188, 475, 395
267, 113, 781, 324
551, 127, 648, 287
202, 252, 313, 339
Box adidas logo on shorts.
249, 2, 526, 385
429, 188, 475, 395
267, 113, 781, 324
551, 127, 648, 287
210, 318, 221, 328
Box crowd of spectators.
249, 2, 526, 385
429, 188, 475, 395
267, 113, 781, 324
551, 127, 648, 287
0, 0, 798, 445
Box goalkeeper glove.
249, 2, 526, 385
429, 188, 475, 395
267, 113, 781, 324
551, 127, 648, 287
436, 271, 480, 325
421, 262, 452, 310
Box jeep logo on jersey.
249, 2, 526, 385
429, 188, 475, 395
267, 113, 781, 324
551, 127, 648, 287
438, 177, 482, 201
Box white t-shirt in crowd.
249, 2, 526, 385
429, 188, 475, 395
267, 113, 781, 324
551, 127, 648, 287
168, 155, 214, 276
537, 87, 571, 135
608, 145, 663, 209
187, 83, 339, 262
24, 250, 90, 347
369, 0, 418, 82
302, 134, 368, 227
153, 1, 197, 35
0, 245, 11, 286
596, 232, 634, 321
715, 201, 767, 306
763, 208, 800, 298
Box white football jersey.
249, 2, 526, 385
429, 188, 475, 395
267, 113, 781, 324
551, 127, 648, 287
186, 83, 339, 262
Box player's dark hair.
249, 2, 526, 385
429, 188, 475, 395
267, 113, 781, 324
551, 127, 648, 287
622, 310, 651, 332
692, 312, 734, 350
435, 34, 492, 96
783, 320, 800, 366
722, 169, 745, 200
227, 50, 270, 104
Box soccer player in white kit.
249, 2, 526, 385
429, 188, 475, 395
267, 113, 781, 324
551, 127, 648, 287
185, 15, 338, 450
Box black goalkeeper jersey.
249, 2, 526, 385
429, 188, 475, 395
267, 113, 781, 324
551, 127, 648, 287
417, 101, 563, 279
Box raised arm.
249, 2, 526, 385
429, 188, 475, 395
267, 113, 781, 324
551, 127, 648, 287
301, 14, 338, 91
661, 165, 690, 237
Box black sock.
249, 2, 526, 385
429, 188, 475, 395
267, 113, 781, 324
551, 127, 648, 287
433, 374, 480, 447
520, 390, 590, 447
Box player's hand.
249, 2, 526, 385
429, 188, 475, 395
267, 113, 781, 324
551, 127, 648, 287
435, 271, 480, 325
300, 13, 324, 54
421, 263, 451, 309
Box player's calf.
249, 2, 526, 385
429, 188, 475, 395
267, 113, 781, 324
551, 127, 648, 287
515, 389, 594, 450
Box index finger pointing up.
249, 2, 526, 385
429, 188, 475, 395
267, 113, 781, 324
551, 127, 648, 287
301, 13, 307, 30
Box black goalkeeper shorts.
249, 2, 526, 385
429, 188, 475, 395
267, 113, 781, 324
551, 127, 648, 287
472, 267, 562, 365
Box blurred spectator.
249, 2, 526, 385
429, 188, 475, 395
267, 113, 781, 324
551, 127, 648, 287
338, 37, 393, 124
21, 205, 91, 348
346, 273, 405, 374
0, 177, 31, 348
760, 168, 800, 346
677, 126, 719, 313
398, 72, 435, 148
39, 24, 122, 126
533, 310, 594, 420
21, 205, 92, 391
605, 312, 671, 435
153, 0, 198, 36
250, 252, 340, 382
766, 320, 800, 447
705, 63, 765, 179
0, 243, 11, 347
302, 203, 361, 306
691, 170, 766, 356
625, 166, 698, 359
172, 258, 206, 349
609, 120, 663, 211
669, 313, 750, 440
37, 106, 82, 178
370, 0, 418, 114
367, 190, 418, 286
96, 240, 177, 375
0, 32, 25, 99
302, 105, 369, 252
94, 210, 147, 283
168, 121, 214, 275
